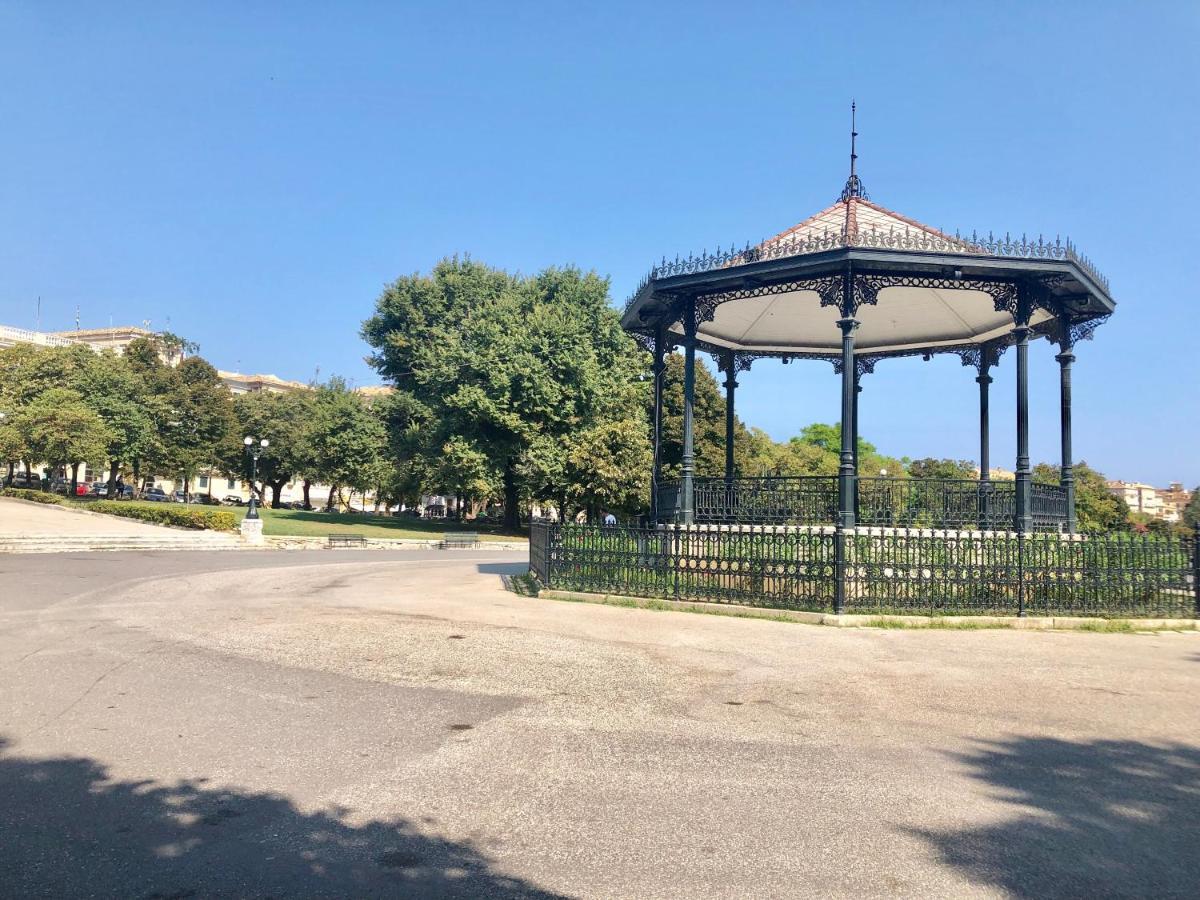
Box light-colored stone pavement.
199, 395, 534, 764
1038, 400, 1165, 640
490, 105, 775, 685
0, 495, 187, 535
1, 549, 1197, 898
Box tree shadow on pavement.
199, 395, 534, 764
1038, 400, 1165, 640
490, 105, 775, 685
0, 735, 569, 899
909, 736, 1200, 898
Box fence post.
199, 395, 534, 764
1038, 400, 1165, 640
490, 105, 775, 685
1193, 522, 1200, 619
834, 527, 847, 615
1017, 530, 1026, 618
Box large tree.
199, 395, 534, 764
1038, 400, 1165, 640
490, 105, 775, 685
74, 351, 160, 496
1033, 461, 1129, 532
16, 388, 112, 493
1182, 488, 1200, 530
363, 259, 650, 528
161, 357, 235, 498
655, 353, 752, 480
222, 390, 315, 508
907, 457, 978, 480
300, 379, 386, 511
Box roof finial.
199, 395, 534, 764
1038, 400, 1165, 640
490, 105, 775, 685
840, 101, 868, 202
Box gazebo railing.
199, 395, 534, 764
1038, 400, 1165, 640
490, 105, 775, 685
656, 476, 1069, 531
1032, 482, 1070, 530
856, 477, 1016, 529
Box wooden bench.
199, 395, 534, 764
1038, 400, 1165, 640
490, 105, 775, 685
328, 533, 366, 548
440, 532, 480, 550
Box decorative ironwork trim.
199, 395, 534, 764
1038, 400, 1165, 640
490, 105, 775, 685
854, 274, 1020, 315
625, 227, 1109, 316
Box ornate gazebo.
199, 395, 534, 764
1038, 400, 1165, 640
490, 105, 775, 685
622, 132, 1115, 535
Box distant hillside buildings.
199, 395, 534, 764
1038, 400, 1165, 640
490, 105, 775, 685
1107, 481, 1192, 524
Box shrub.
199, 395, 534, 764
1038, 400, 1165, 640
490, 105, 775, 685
89, 502, 238, 532
0, 488, 65, 505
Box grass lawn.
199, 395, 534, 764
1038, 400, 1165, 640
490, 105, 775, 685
61, 497, 526, 541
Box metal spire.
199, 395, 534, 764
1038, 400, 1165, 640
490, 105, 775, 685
839, 101, 868, 202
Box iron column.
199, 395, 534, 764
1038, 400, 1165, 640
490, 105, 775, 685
681, 296, 697, 525
651, 323, 666, 521
852, 365, 861, 476
977, 360, 993, 526
1057, 348, 1076, 533
1013, 290, 1032, 533
837, 316, 859, 529
723, 350, 737, 483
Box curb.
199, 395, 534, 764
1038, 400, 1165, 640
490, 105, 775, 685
537, 589, 1200, 631
264, 537, 528, 552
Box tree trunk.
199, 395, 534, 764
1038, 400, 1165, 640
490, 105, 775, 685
183, 475, 190, 504
270, 479, 284, 508
70, 463, 80, 497
4, 461, 13, 488
107, 461, 119, 499
325, 484, 338, 511
502, 459, 519, 531
303, 479, 311, 510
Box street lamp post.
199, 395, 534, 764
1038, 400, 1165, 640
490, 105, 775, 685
243, 436, 269, 520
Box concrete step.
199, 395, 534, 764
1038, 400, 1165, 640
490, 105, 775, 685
0, 533, 244, 553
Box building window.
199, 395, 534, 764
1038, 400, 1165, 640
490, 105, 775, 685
199, 475, 209, 489
227, 478, 236, 490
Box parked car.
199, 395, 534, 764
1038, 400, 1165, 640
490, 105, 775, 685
222, 495, 246, 506
142, 487, 170, 502
91, 483, 134, 500
172, 490, 190, 504
10, 471, 41, 489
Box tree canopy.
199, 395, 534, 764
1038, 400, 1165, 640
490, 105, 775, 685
363, 258, 650, 525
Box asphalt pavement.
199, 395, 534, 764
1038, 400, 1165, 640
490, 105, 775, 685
1, 549, 1198, 898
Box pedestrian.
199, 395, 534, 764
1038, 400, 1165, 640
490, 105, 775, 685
603, 511, 617, 527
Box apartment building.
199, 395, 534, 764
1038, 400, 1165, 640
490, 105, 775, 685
1106, 480, 1194, 523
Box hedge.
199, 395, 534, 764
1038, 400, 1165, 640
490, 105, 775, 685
0, 488, 65, 505
1, 489, 237, 532
89, 502, 238, 532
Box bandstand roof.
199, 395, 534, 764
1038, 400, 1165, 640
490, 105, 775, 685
622, 172, 1116, 366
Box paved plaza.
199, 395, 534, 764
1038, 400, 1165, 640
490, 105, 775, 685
1, 549, 1197, 898
0, 495, 196, 537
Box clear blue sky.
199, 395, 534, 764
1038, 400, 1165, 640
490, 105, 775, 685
1, 2, 1196, 485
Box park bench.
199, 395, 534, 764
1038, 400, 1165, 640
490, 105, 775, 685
328, 533, 366, 548
441, 532, 480, 550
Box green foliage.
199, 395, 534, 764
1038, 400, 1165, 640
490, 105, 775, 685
89, 501, 237, 531
363, 259, 650, 524
1033, 461, 1129, 532
161, 357, 235, 480
221, 390, 316, 505
73, 350, 159, 485
1183, 489, 1200, 530
656, 353, 749, 478
15, 387, 112, 475
0, 488, 65, 505
907, 457, 978, 480
302, 379, 386, 498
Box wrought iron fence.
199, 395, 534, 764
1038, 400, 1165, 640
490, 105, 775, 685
1031, 482, 1070, 530
530, 520, 551, 584
530, 522, 1199, 619
691, 476, 837, 525
656, 476, 1067, 532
